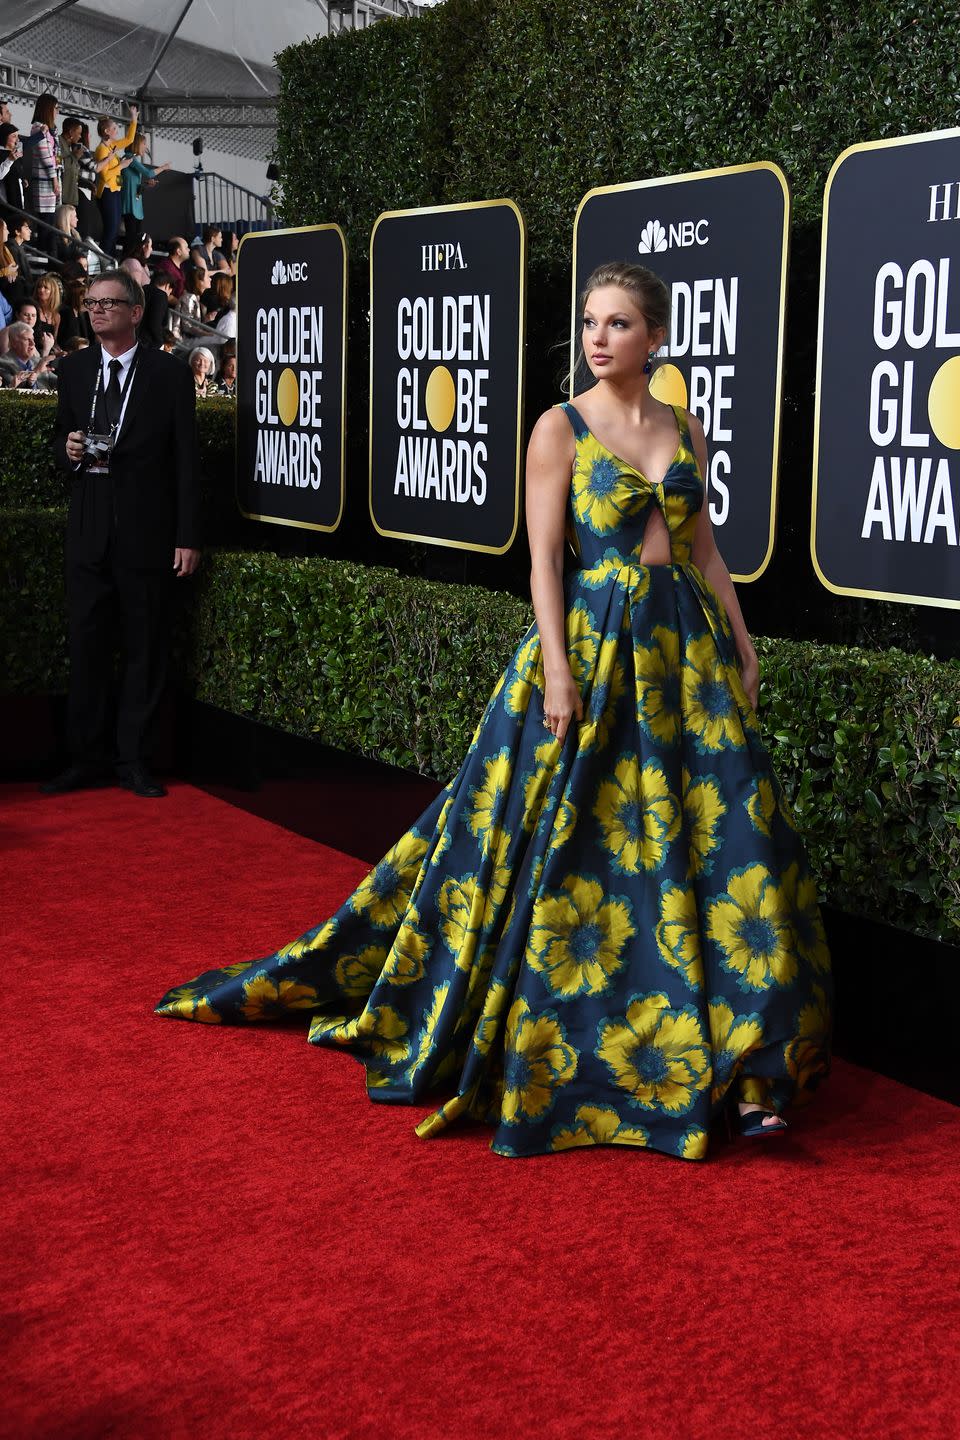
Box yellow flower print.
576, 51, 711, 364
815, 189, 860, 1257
786, 984, 832, 1098
276, 918, 338, 963
527, 855, 544, 899
527, 874, 636, 999
551, 1104, 650, 1150
349, 831, 429, 929
579, 550, 653, 600
240, 972, 319, 1021
547, 796, 577, 854
356, 1003, 411, 1063
677, 1125, 708, 1159
572, 444, 640, 535
579, 635, 627, 754
655, 881, 704, 990
708, 999, 765, 1104
593, 754, 681, 874
335, 944, 388, 998
523, 739, 561, 831
596, 991, 711, 1114
565, 600, 600, 691
746, 776, 777, 837
682, 633, 745, 753
781, 863, 831, 974
634, 625, 682, 746
438, 875, 483, 969
407, 982, 451, 1081
384, 908, 432, 986
505, 631, 544, 717
501, 996, 578, 1124
430, 794, 454, 867
683, 769, 727, 877
466, 747, 513, 839
156, 987, 223, 1022
705, 864, 798, 992
472, 978, 510, 1056
221, 960, 261, 977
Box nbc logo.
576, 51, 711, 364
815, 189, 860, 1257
271, 258, 309, 284
638, 220, 668, 254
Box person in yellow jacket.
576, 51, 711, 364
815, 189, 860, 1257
94, 104, 138, 259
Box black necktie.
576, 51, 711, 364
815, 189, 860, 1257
103, 358, 123, 429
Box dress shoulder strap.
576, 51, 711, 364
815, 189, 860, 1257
556, 401, 589, 440
671, 402, 692, 448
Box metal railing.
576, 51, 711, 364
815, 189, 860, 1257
192, 168, 275, 234
2, 203, 117, 273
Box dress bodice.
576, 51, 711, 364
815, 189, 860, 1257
560, 401, 703, 572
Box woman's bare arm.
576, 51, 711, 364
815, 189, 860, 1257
688, 411, 760, 709
525, 408, 583, 742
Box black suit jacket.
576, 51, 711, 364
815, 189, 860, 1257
54, 344, 202, 568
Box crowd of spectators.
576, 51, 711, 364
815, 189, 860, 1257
0, 95, 240, 397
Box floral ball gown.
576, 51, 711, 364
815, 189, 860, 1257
157, 402, 832, 1160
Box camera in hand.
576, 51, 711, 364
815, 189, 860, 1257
83, 431, 115, 470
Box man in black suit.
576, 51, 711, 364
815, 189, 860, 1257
44, 269, 202, 798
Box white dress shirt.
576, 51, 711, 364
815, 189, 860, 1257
99, 341, 139, 437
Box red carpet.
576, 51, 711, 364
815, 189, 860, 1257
3, 782, 959, 1440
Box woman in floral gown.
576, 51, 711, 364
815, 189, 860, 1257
157, 262, 832, 1160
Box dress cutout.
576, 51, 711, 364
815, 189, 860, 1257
157, 403, 832, 1159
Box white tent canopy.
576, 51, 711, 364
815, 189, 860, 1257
0, 0, 433, 163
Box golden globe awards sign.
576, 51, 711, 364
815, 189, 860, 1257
812, 128, 960, 609
236, 224, 346, 531
369, 200, 525, 553
573, 164, 790, 581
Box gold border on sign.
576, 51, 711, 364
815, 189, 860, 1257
368, 197, 527, 556
235, 222, 348, 533
570, 161, 791, 584
810, 125, 960, 611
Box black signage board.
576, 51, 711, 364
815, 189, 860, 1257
369, 200, 525, 554
573, 164, 790, 582
236, 223, 346, 531
812, 128, 960, 610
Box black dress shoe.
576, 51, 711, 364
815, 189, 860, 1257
116, 764, 167, 798
40, 763, 111, 795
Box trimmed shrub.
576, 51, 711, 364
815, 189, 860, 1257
4, 509, 957, 942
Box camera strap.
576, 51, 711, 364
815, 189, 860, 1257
88, 342, 140, 440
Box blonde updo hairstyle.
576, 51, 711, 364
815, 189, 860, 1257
580, 260, 670, 348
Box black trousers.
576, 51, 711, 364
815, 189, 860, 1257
66, 537, 173, 768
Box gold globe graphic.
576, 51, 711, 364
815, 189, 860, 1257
425, 365, 456, 433
928, 356, 960, 450
649, 363, 688, 408
277, 367, 299, 427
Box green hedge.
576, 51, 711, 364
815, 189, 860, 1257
277, 0, 960, 270
3, 507, 958, 943
0, 393, 249, 543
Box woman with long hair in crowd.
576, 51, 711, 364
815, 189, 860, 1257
94, 104, 138, 258
56, 273, 93, 347
33, 271, 63, 351
120, 132, 171, 250
178, 264, 207, 337
29, 93, 61, 254
0, 215, 20, 307
51, 202, 84, 272
4, 216, 34, 306
208, 271, 236, 338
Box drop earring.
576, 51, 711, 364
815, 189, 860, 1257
643, 351, 655, 374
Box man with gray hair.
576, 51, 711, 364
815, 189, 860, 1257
43, 269, 202, 797
0, 321, 56, 389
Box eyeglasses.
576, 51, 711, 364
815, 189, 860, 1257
82, 297, 132, 312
